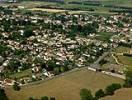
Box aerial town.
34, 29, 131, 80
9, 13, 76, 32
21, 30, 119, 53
0, 0, 132, 100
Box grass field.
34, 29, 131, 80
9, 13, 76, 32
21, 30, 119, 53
96, 32, 114, 42
115, 46, 132, 66
5, 68, 123, 100
102, 88, 132, 100
115, 46, 131, 53
9, 68, 32, 79
117, 55, 132, 66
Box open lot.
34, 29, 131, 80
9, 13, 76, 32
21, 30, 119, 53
5, 68, 123, 100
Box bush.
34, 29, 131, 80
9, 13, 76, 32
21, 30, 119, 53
50, 97, 56, 100
123, 80, 132, 88
23, 29, 34, 38
13, 82, 21, 91
80, 88, 94, 100
124, 66, 132, 87
41, 96, 49, 100
53, 67, 60, 75
95, 89, 105, 99
28, 97, 34, 100
0, 88, 9, 100
105, 83, 121, 95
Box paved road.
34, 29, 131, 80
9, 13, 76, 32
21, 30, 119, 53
88, 67, 125, 79
88, 50, 125, 80
90, 51, 110, 68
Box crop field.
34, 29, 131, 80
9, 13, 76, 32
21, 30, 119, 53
29, 8, 67, 13
5, 68, 123, 100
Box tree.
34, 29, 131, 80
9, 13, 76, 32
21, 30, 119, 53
80, 88, 94, 100
83, 24, 96, 35
13, 82, 21, 91
124, 66, 132, 87
41, 96, 49, 100
23, 29, 34, 38
9, 32, 23, 41
28, 97, 34, 100
92, 21, 99, 29
60, 66, 65, 73
53, 67, 60, 75
50, 97, 56, 100
0, 45, 11, 56
105, 83, 121, 95
8, 59, 21, 72
46, 60, 56, 71
95, 89, 105, 99
0, 88, 9, 100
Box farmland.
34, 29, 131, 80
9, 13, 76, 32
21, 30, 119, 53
0, 0, 132, 15
5, 68, 123, 100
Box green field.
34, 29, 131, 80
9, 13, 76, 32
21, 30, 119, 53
115, 46, 131, 53
115, 46, 132, 66
96, 32, 114, 42
117, 55, 132, 66
5, 68, 123, 100
9, 69, 32, 79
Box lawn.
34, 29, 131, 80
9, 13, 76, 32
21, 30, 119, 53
9, 69, 32, 79
96, 32, 114, 42
5, 68, 123, 100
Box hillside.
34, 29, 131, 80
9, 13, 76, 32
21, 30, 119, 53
102, 88, 132, 100
5, 68, 123, 100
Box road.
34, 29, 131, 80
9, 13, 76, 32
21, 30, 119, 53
90, 51, 110, 68
88, 50, 125, 80
88, 67, 125, 79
